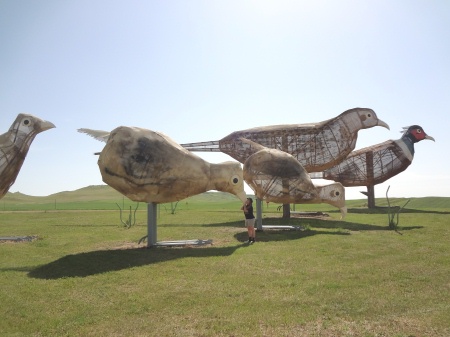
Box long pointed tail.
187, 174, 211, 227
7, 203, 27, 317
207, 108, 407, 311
78, 128, 110, 142
180, 140, 220, 152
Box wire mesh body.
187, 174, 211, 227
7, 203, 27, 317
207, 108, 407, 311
0, 129, 29, 197
322, 139, 413, 187
242, 147, 346, 215
182, 108, 389, 172
243, 147, 316, 202
0, 114, 55, 198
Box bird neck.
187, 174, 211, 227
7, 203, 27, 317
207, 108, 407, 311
403, 132, 420, 144
208, 163, 227, 191
399, 136, 415, 158
340, 112, 363, 132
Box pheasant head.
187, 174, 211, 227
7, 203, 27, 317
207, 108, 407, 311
401, 125, 435, 143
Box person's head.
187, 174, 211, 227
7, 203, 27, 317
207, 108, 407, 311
246, 197, 253, 205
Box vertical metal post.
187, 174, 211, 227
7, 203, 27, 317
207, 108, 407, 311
367, 185, 375, 209
147, 203, 157, 247
366, 151, 375, 208
256, 198, 263, 231
281, 133, 291, 219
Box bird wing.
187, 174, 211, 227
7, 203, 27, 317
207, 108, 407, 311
218, 117, 357, 170
0, 132, 12, 147
78, 128, 110, 142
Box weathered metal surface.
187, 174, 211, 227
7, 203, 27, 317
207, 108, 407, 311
182, 107, 389, 172
321, 125, 435, 187
0, 114, 55, 198
243, 146, 347, 217
97, 126, 247, 204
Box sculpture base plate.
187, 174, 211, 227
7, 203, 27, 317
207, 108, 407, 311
152, 239, 213, 247
261, 225, 304, 231
0, 235, 38, 242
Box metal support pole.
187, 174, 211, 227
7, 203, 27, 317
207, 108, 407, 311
366, 151, 376, 208
367, 185, 375, 209
147, 203, 157, 247
256, 198, 263, 231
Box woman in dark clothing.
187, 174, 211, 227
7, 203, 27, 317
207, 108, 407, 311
241, 197, 256, 243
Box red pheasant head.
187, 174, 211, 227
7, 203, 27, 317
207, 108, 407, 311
402, 125, 435, 143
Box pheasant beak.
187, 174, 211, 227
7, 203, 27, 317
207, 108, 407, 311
39, 120, 56, 132
339, 206, 347, 219
236, 190, 248, 203
377, 119, 390, 130
425, 135, 435, 142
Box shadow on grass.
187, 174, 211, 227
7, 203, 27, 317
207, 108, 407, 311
169, 216, 424, 233
304, 218, 423, 231
234, 228, 349, 243
27, 244, 246, 280
25, 215, 424, 280
26, 222, 346, 280
254, 217, 385, 231
158, 221, 242, 228
208, 217, 424, 232
346, 207, 450, 215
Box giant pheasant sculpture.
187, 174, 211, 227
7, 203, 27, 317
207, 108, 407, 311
181, 108, 389, 172
78, 127, 247, 203
242, 142, 347, 217
0, 114, 55, 198
311, 125, 435, 186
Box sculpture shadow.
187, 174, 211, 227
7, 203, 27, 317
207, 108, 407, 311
346, 207, 450, 215
159, 220, 242, 228
302, 218, 423, 232
234, 228, 349, 243
256, 216, 392, 232
203, 218, 381, 232
28, 244, 245, 280
26, 214, 425, 280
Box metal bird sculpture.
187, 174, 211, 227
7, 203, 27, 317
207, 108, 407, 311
181, 107, 390, 172
0, 113, 55, 198
78, 127, 247, 203
242, 141, 346, 217
310, 125, 435, 187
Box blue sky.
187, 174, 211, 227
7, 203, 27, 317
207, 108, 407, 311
1, 0, 449, 200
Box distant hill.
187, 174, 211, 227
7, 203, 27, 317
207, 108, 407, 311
4, 185, 124, 203
2, 185, 449, 211
4, 185, 244, 202
1, 185, 248, 211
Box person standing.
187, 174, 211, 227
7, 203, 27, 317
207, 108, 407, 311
241, 197, 256, 243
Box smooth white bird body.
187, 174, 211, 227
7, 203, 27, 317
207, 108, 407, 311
80, 127, 247, 204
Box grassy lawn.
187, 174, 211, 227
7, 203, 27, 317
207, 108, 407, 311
0, 189, 449, 336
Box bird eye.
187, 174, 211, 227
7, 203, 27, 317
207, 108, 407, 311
23, 119, 30, 126
416, 129, 422, 133
329, 190, 340, 197
367, 113, 372, 118
231, 175, 239, 185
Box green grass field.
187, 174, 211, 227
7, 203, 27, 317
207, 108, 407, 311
1, 186, 449, 336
